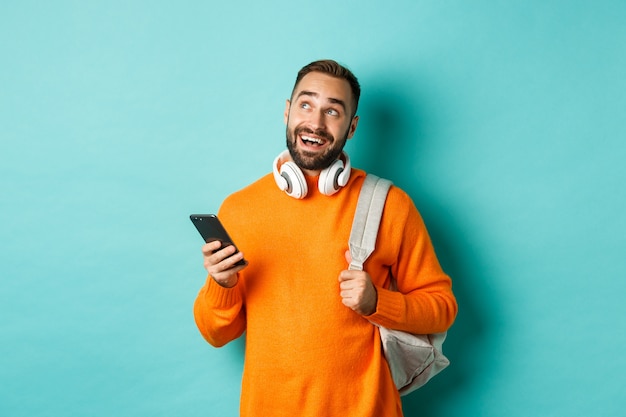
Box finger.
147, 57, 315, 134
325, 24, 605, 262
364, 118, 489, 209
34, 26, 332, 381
201, 240, 223, 255
338, 270, 362, 282
203, 245, 237, 271
208, 256, 245, 280
341, 296, 359, 311
339, 280, 358, 291
340, 289, 358, 300
344, 250, 352, 265
219, 250, 245, 270
210, 245, 237, 263
211, 248, 241, 268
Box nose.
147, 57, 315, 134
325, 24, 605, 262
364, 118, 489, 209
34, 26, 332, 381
309, 109, 326, 129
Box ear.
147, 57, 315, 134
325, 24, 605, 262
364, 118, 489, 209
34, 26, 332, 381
284, 99, 291, 125
346, 115, 359, 139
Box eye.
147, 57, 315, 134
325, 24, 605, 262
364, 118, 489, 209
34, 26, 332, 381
326, 108, 339, 116
300, 102, 311, 110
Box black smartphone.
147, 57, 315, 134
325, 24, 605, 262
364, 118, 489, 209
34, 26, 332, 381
189, 214, 248, 267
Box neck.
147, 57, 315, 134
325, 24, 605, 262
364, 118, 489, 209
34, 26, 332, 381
301, 167, 321, 177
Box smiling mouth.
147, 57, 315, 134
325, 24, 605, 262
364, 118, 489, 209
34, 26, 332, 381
301, 135, 326, 147
296, 126, 333, 150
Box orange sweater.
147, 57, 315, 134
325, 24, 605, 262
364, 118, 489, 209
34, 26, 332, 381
194, 169, 457, 417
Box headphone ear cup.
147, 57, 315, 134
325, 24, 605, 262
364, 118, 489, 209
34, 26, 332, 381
273, 153, 289, 191
336, 152, 351, 187
281, 161, 308, 199
318, 152, 351, 196
273, 150, 308, 199
318, 159, 344, 196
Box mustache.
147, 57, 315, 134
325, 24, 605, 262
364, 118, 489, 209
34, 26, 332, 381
294, 126, 334, 142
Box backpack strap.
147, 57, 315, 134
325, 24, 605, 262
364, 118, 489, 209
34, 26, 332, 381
348, 174, 393, 271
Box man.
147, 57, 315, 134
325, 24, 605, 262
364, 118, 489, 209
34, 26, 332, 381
194, 59, 457, 417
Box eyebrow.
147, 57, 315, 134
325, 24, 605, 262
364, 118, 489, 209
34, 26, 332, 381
296, 90, 347, 112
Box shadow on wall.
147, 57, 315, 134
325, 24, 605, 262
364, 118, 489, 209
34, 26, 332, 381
352, 80, 494, 415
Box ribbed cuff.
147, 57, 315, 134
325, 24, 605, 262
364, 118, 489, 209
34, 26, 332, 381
367, 287, 405, 328
205, 275, 242, 308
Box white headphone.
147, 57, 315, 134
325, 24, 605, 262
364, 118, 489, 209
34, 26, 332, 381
272, 150, 351, 199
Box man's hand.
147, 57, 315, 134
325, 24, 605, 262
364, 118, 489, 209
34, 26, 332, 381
202, 241, 247, 288
339, 250, 378, 316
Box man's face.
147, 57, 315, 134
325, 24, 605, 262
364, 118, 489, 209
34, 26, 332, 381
284, 72, 359, 174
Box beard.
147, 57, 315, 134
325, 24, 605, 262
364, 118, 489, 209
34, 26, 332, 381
285, 123, 349, 172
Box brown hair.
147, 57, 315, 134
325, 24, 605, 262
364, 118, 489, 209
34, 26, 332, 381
291, 59, 361, 118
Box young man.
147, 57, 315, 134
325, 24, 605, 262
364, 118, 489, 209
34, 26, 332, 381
194, 60, 457, 417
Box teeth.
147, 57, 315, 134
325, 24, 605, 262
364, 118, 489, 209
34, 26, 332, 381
302, 136, 323, 144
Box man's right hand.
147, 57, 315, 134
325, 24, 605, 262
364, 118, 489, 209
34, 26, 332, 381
202, 241, 247, 288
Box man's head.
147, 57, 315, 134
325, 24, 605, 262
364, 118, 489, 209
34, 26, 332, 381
291, 60, 361, 118
284, 60, 361, 176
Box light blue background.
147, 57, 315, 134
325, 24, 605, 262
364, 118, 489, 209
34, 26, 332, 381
2, 1, 625, 416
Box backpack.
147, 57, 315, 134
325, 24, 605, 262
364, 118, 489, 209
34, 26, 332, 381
348, 174, 449, 396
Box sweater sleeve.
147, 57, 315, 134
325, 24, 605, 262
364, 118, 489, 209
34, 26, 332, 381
366, 188, 458, 335
193, 274, 246, 347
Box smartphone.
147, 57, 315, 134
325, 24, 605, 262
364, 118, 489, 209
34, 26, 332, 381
189, 214, 248, 267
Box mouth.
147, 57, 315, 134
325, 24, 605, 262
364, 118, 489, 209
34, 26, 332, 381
296, 127, 333, 152
300, 134, 326, 147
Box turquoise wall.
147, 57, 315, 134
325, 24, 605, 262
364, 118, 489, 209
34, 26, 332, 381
2, 1, 624, 416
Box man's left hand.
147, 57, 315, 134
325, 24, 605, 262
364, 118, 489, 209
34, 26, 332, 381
339, 250, 378, 316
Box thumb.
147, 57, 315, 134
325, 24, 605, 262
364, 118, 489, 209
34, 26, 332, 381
344, 249, 352, 265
